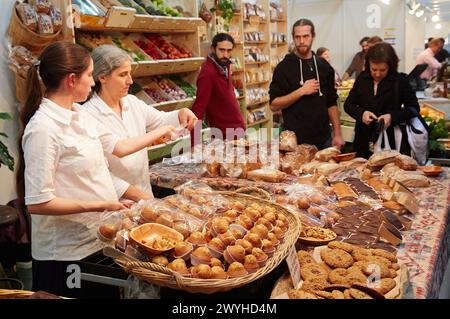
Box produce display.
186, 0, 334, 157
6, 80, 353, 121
144, 87, 170, 103
111, 37, 148, 62
133, 38, 166, 60
171, 77, 196, 98
154, 77, 188, 100
146, 35, 193, 59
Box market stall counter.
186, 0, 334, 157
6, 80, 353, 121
148, 160, 450, 299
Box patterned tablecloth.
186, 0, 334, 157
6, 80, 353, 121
149, 162, 450, 299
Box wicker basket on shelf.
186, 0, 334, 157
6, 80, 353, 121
109, 191, 301, 294
8, 2, 61, 55
0, 289, 34, 299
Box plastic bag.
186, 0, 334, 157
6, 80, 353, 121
199, 3, 212, 23
279, 130, 297, 152
125, 275, 160, 299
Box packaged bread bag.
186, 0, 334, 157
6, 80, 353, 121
16, 2, 38, 32
29, 0, 52, 14
37, 13, 54, 34
49, 6, 62, 33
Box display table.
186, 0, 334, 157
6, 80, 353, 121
149, 162, 450, 299
417, 91, 450, 120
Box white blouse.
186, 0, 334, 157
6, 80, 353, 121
23, 98, 121, 260
82, 93, 180, 197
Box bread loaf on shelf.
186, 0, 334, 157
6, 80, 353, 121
368, 150, 400, 167
314, 146, 340, 162
332, 182, 358, 201
395, 154, 417, 171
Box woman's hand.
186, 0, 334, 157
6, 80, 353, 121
178, 108, 198, 131
362, 111, 378, 125
155, 125, 177, 143
378, 114, 392, 129
103, 201, 128, 211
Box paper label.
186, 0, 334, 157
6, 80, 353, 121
286, 245, 301, 289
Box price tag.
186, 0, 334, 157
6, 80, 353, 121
285, 245, 301, 289
249, 15, 260, 27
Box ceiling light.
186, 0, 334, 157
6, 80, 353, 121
435, 23, 442, 30
380, 0, 390, 4
432, 14, 440, 22
415, 10, 424, 18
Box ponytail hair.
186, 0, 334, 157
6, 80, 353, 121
16, 42, 91, 205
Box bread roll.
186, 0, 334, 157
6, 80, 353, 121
395, 155, 417, 171
368, 150, 400, 167
332, 182, 358, 201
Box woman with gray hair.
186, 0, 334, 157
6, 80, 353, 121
83, 44, 197, 199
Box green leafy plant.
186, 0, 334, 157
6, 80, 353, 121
424, 116, 449, 153
212, 0, 235, 31
0, 112, 14, 171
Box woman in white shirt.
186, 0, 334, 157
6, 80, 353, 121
16, 42, 177, 297
83, 45, 197, 198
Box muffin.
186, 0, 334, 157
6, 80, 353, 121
236, 215, 254, 230
251, 224, 269, 239
191, 246, 213, 265
210, 257, 223, 268
275, 219, 287, 231
252, 247, 268, 267
224, 245, 246, 264
243, 208, 261, 222
263, 212, 277, 225
227, 262, 248, 278
173, 241, 193, 260
207, 237, 226, 256
187, 231, 207, 246
218, 231, 236, 246
223, 209, 239, 221
230, 224, 247, 239
261, 239, 275, 256
256, 217, 273, 230
267, 233, 280, 247
140, 206, 159, 222
235, 239, 253, 255
244, 232, 262, 249
191, 264, 212, 279
211, 266, 228, 279
231, 201, 245, 211
168, 259, 190, 276
243, 254, 259, 273
211, 217, 230, 235
151, 255, 169, 266
272, 226, 285, 240
277, 214, 287, 223
173, 222, 191, 239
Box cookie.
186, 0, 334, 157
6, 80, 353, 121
300, 263, 329, 281
366, 255, 392, 268
301, 277, 330, 291
349, 288, 373, 299
321, 248, 354, 268
312, 290, 333, 299
343, 289, 353, 299
331, 290, 345, 299
360, 261, 390, 279
288, 289, 318, 299
297, 250, 316, 266
370, 249, 397, 263
346, 271, 368, 285
328, 241, 356, 253
391, 263, 400, 271
328, 268, 349, 285
388, 269, 397, 278
318, 262, 333, 274
351, 248, 373, 261
372, 278, 396, 295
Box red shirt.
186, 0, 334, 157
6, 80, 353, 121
192, 55, 246, 138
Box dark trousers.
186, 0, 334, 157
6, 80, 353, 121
32, 259, 120, 299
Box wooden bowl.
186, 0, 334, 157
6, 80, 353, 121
130, 223, 184, 254
332, 152, 356, 163
417, 166, 443, 177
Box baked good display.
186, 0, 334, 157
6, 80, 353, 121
314, 147, 341, 162
368, 150, 400, 167
332, 182, 358, 201
279, 130, 297, 152
395, 154, 418, 171
299, 226, 337, 245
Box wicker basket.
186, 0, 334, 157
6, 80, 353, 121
8, 2, 61, 55
110, 192, 301, 294
0, 289, 34, 299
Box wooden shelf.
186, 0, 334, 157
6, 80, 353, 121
245, 61, 269, 66
131, 57, 204, 77
271, 42, 287, 46
247, 99, 270, 108
248, 118, 270, 126
245, 41, 268, 44
237, 95, 246, 100
246, 80, 270, 86
243, 19, 267, 24
270, 19, 287, 22
232, 68, 245, 73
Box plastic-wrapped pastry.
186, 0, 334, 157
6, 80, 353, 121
368, 150, 400, 167
395, 154, 417, 171
247, 168, 287, 183
49, 6, 62, 33
314, 147, 340, 162
279, 130, 297, 152
16, 3, 38, 32
29, 0, 52, 14
37, 14, 54, 34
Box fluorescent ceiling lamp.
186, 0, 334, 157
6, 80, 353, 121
379, 0, 390, 4
435, 23, 441, 30
431, 14, 440, 22
415, 10, 424, 17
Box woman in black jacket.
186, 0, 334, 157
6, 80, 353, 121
344, 42, 420, 159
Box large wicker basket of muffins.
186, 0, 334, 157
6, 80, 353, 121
101, 184, 301, 294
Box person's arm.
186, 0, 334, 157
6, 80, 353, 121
27, 198, 126, 215
343, 78, 365, 123
325, 65, 344, 148
270, 80, 319, 112
341, 72, 350, 81
191, 69, 213, 124
390, 74, 421, 126
121, 185, 152, 202
424, 54, 442, 70
343, 54, 359, 80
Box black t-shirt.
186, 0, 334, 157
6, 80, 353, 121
269, 53, 338, 145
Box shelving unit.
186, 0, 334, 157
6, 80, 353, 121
60, 0, 206, 160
